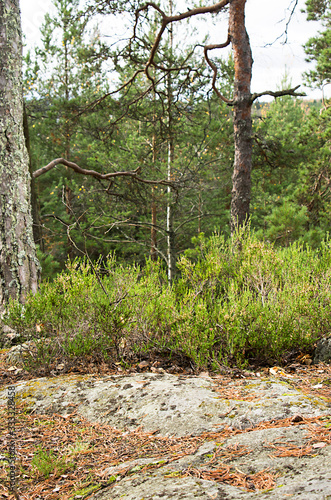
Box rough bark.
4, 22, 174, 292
229, 0, 253, 233
0, 0, 39, 307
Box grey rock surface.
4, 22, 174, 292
0, 373, 329, 435
91, 467, 331, 500
314, 335, 331, 364
5, 338, 50, 365
0, 372, 330, 499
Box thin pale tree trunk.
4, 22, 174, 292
0, 0, 39, 307
63, 35, 75, 259
166, 0, 176, 284
151, 189, 157, 261
166, 136, 175, 283
151, 88, 158, 261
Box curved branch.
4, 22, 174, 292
137, 1, 231, 24
32, 158, 175, 187
204, 36, 233, 104
251, 85, 306, 103
135, 1, 231, 82
253, 134, 277, 170
33, 158, 140, 179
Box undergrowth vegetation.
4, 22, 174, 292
3, 231, 331, 373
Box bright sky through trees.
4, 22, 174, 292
21, 0, 330, 100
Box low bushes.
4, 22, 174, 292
3, 231, 331, 372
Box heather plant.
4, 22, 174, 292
174, 231, 330, 366
3, 231, 331, 371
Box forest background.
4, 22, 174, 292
2, 8, 331, 500
22, 0, 331, 281
2, 0, 331, 372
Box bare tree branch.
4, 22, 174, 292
133, 1, 231, 83
33, 157, 176, 187
204, 36, 232, 104
75, 2, 230, 128
251, 85, 306, 103
264, 0, 299, 46
283, 0, 300, 44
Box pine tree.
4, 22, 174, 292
304, 0, 331, 92
0, 0, 39, 306
110, 4, 235, 279
24, 0, 112, 268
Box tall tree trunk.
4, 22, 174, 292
229, 0, 253, 233
151, 188, 157, 261
151, 88, 158, 262
166, 0, 176, 284
63, 33, 74, 259
0, 0, 39, 307
150, 128, 158, 262
166, 136, 175, 283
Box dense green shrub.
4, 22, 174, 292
3, 231, 331, 372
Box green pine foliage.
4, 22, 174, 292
251, 69, 330, 248
304, 0, 331, 88
251, 90, 307, 240
10, 0, 331, 373
25, 0, 236, 279
24, 0, 115, 269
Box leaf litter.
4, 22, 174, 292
1, 399, 330, 500
0, 359, 330, 499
